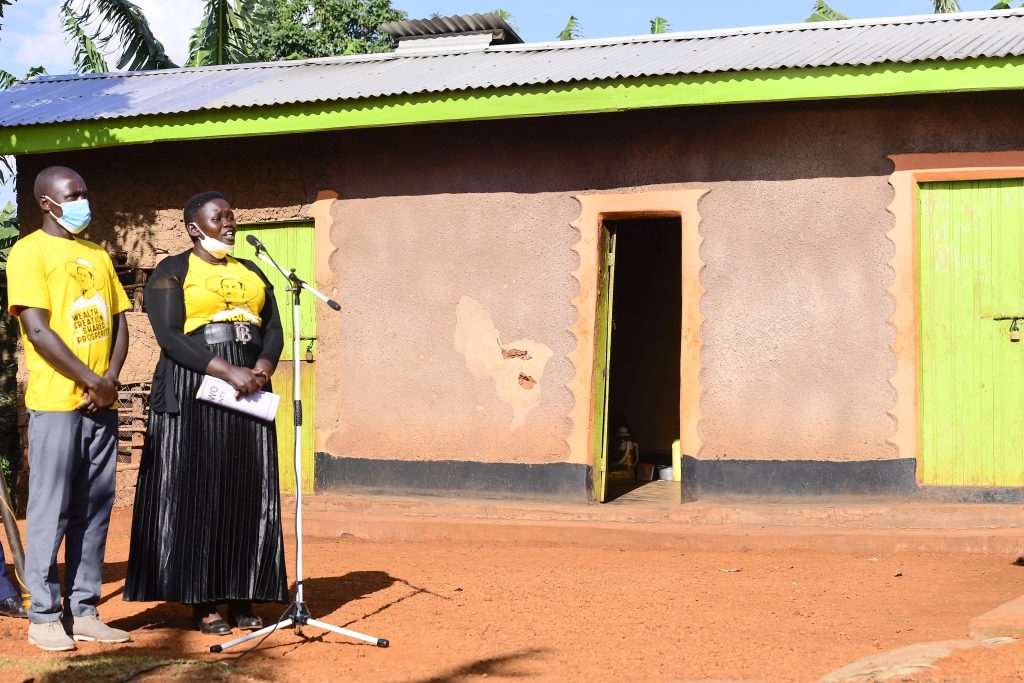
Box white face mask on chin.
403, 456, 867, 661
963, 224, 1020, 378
192, 224, 234, 259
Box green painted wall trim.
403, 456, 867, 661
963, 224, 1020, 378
4, 57, 1024, 155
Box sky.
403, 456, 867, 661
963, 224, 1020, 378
0, 0, 1005, 206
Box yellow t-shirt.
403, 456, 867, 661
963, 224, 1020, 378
182, 254, 266, 334
7, 230, 132, 411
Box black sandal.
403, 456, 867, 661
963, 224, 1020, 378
194, 617, 232, 635
228, 601, 263, 631
192, 603, 232, 635
234, 614, 263, 631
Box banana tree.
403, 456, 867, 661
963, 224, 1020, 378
558, 15, 582, 41
0, 0, 13, 31
61, 0, 258, 72
187, 0, 256, 67
0, 67, 45, 186
807, 0, 978, 21
650, 17, 671, 34
62, 3, 109, 73
64, 0, 176, 70
806, 0, 849, 22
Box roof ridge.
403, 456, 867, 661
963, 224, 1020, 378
493, 8, 1024, 54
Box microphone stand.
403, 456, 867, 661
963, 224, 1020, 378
212, 240, 388, 653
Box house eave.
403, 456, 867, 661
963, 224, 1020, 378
4, 57, 1023, 156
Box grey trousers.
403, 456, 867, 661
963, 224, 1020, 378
25, 409, 117, 624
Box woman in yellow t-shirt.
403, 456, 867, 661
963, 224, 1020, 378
125, 192, 287, 635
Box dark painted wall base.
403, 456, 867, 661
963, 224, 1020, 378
314, 453, 1023, 504
916, 486, 1024, 504
314, 453, 591, 501
680, 456, 920, 499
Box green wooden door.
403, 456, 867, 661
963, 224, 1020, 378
592, 227, 617, 502
235, 222, 317, 494
919, 179, 1024, 486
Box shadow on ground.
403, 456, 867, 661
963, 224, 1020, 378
4, 568, 414, 683
409, 648, 550, 683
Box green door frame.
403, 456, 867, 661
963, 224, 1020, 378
917, 178, 1024, 486
592, 225, 617, 502
234, 220, 317, 494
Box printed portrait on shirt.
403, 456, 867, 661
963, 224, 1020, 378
65, 257, 109, 346
206, 275, 260, 325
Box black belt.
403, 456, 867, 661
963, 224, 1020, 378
194, 322, 263, 346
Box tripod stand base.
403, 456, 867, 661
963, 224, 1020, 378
210, 602, 389, 653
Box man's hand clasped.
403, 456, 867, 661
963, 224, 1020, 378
78, 374, 119, 414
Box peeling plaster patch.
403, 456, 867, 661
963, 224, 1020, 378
455, 296, 553, 429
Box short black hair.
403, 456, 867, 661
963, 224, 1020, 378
33, 166, 82, 200
183, 191, 226, 225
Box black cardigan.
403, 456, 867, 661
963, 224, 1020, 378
145, 249, 284, 414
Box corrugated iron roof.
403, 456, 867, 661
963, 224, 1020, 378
381, 12, 523, 44
2, 9, 1023, 128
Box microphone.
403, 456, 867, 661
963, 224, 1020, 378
245, 233, 342, 312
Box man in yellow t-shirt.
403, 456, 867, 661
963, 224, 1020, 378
6, 166, 131, 652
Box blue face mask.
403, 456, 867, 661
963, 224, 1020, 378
45, 196, 92, 234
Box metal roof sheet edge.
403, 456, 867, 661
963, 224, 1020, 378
4, 54, 1024, 155
17, 7, 1024, 85
381, 12, 523, 44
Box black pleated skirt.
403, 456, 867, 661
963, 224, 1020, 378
125, 339, 288, 604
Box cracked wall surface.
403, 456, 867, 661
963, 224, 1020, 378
454, 295, 553, 430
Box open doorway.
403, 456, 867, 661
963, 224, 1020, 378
600, 217, 682, 503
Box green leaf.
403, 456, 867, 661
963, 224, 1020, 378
558, 15, 582, 41
0, 156, 12, 189
1, 65, 45, 192
0, 66, 45, 93
187, 0, 255, 67
79, 0, 177, 70
0, 202, 18, 273
491, 8, 517, 30
933, 0, 961, 11
0, 0, 14, 30
62, 2, 110, 73
650, 17, 670, 34
806, 0, 850, 22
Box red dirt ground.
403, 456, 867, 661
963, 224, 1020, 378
907, 639, 1024, 683
0, 507, 1021, 683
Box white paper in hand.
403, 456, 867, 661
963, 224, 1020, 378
196, 375, 280, 421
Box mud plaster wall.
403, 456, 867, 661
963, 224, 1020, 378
16, 142, 314, 268
15, 90, 1024, 468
